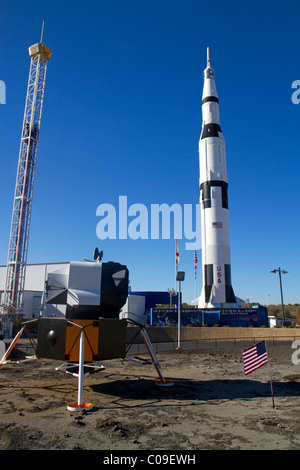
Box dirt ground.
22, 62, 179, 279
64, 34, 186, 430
0, 342, 300, 452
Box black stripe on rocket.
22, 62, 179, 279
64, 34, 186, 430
200, 180, 228, 209
200, 123, 222, 140
200, 122, 228, 209
202, 96, 219, 104
204, 264, 236, 304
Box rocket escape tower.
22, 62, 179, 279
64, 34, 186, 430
2, 25, 51, 314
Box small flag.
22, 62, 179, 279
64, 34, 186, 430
242, 340, 268, 375
175, 240, 179, 266
194, 250, 198, 280
212, 222, 223, 228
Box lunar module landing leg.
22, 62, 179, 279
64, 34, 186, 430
125, 320, 174, 386
0, 317, 174, 412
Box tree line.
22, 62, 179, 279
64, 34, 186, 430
242, 303, 300, 325
243, 302, 300, 316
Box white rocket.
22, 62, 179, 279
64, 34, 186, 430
198, 47, 240, 308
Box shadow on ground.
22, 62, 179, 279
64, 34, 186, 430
90, 376, 300, 404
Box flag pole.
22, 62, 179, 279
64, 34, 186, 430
175, 240, 177, 291
269, 364, 275, 409
175, 240, 179, 293
265, 339, 275, 408
194, 250, 198, 300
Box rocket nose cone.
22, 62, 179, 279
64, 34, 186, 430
202, 75, 218, 100
204, 66, 215, 80
204, 46, 214, 77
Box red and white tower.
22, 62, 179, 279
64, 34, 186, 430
2, 26, 51, 314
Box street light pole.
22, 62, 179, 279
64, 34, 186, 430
176, 271, 185, 350
270, 268, 288, 326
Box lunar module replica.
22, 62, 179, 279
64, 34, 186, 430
0, 258, 172, 411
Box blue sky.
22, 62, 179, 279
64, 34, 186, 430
0, 0, 300, 306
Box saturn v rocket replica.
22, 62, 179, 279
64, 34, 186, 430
198, 48, 240, 309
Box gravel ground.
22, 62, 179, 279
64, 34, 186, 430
0, 344, 299, 454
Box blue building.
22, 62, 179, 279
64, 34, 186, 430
148, 306, 268, 328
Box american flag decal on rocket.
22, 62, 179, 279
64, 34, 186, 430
212, 222, 223, 228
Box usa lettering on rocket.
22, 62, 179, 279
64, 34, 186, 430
198, 47, 240, 308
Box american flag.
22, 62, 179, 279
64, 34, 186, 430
242, 341, 268, 375
212, 222, 223, 228
194, 250, 198, 280
175, 240, 179, 266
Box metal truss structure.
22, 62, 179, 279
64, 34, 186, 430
2, 35, 51, 313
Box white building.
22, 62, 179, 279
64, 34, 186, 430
268, 315, 296, 328
0, 262, 70, 317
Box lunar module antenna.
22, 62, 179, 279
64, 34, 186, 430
2, 22, 52, 315
93, 247, 103, 262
